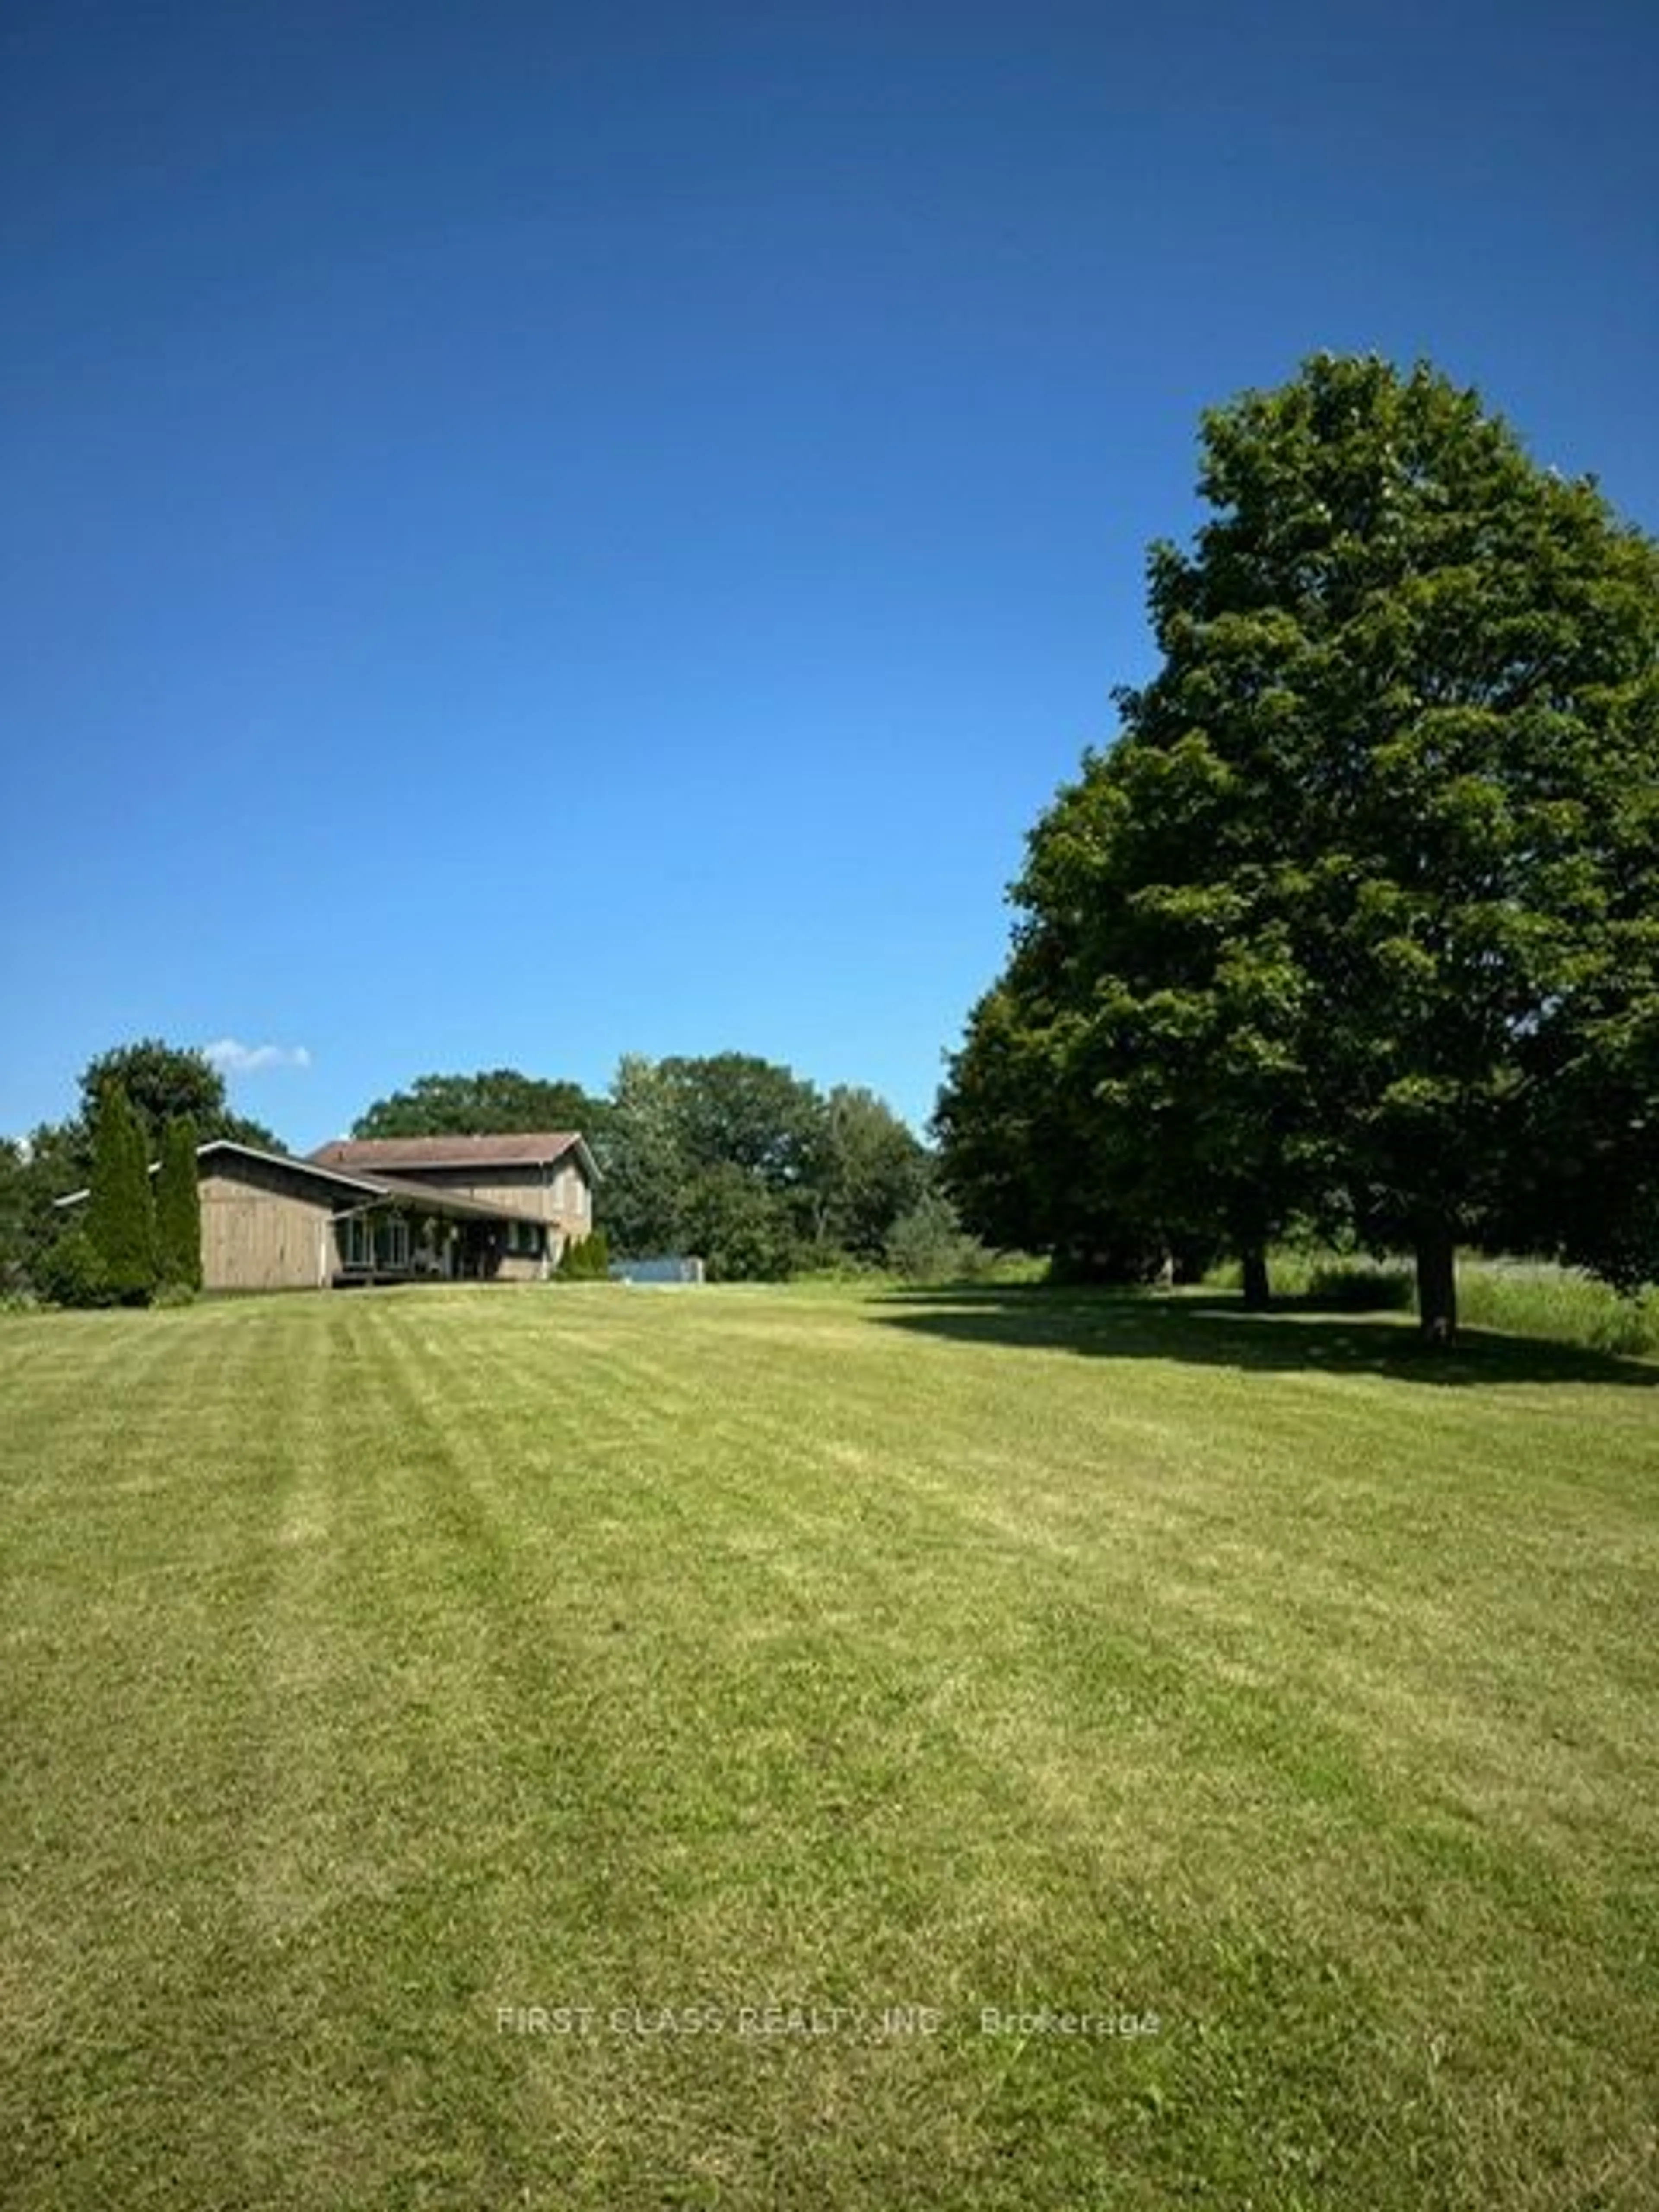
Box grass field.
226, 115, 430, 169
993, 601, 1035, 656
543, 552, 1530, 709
2, 1283, 1656, 2210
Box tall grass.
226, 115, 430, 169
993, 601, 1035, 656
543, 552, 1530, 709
1456, 1255, 1658, 1357
1211, 1247, 1658, 1357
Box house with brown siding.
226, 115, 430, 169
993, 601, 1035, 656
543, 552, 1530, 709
63, 1131, 599, 1293
308, 1134, 596, 1249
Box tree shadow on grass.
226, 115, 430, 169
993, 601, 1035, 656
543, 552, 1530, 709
871, 1285, 1659, 1389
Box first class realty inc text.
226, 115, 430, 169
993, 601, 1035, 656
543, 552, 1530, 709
496, 2002, 1162, 2043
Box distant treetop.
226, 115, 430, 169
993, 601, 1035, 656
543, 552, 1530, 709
351, 1069, 609, 1141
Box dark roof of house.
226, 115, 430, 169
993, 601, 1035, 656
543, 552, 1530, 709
308, 1132, 588, 1173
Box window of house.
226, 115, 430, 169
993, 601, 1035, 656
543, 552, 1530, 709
374, 1214, 410, 1271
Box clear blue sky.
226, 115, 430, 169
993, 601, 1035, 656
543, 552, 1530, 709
3, 0, 1655, 1148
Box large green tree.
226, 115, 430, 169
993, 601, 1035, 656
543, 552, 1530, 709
598, 1053, 820, 1276
807, 1087, 930, 1262
79, 1040, 282, 1156
663, 1054, 823, 1193
940, 731, 1312, 1295
351, 1069, 607, 1142
598, 1053, 923, 1277
941, 355, 1659, 1338
597, 1055, 689, 1259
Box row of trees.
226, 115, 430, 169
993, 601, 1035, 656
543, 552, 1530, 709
36, 1084, 201, 1306
937, 356, 1659, 1341
597, 1053, 931, 1278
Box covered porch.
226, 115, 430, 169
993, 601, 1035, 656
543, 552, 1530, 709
329, 1186, 551, 1286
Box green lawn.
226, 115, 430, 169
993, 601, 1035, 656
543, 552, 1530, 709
2, 1284, 1655, 2210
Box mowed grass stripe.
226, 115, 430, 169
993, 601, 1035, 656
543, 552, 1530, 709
223, 1298, 548, 2206
1, 1286, 1656, 2209
2, 1306, 327, 2208
336, 1300, 1011, 2205
386, 1298, 1152, 2203
343, 1298, 1157, 2200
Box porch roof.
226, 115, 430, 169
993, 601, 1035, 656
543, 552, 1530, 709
343, 1171, 542, 1224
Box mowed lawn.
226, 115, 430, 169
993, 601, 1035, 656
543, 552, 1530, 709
2, 1285, 1656, 2211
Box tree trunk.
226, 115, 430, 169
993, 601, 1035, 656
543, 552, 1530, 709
1240, 1243, 1271, 1310
1414, 1220, 1458, 1346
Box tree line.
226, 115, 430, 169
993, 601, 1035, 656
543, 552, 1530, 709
39, 1089, 204, 1307
9, 1087, 206, 1310
935, 356, 1659, 1341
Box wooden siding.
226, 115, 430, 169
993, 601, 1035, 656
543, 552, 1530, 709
195, 1145, 582, 1291
553, 1164, 591, 1224
200, 1160, 335, 1292
371, 1160, 593, 1236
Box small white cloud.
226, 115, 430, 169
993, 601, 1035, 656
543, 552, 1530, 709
203, 1039, 312, 1075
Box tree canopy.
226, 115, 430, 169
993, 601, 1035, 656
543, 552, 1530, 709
599, 1053, 928, 1278
810, 1086, 932, 1261
938, 355, 1659, 1338
0, 1138, 29, 1290
351, 1069, 608, 1142
79, 1039, 280, 1155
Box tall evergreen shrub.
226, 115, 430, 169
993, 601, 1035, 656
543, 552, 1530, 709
86, 1084, 156, 1305
155, 1117, 202, 1290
